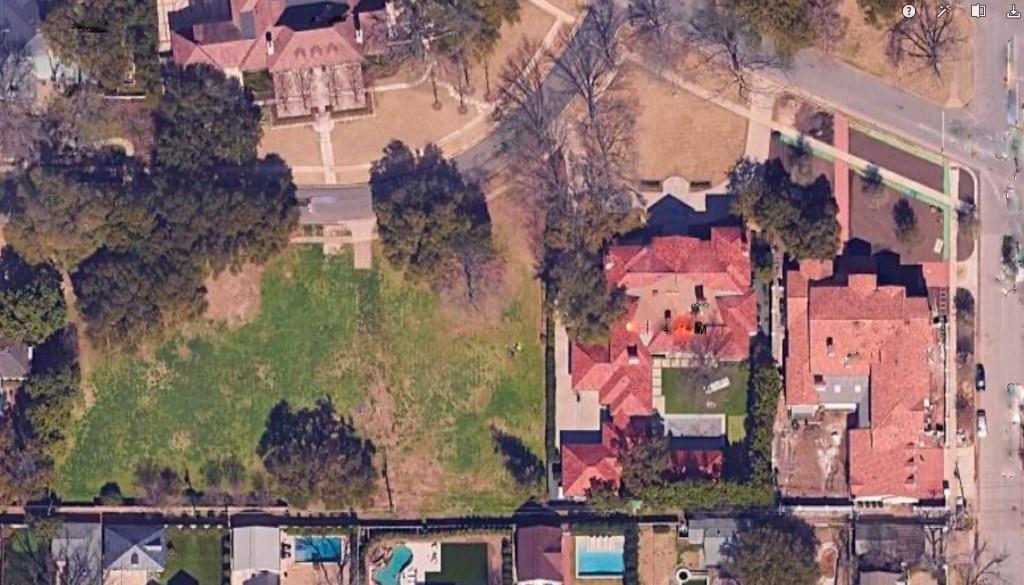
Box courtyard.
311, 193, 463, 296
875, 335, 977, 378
661, 364, 748, 417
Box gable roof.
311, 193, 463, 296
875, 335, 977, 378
52, 523, 103, 585
515, 525, 563, 582
233, 526, 281, 573
560, 422, 621, 498
784, 262, 943, 500
103, 525, 167, 572
0, 339, 31, 380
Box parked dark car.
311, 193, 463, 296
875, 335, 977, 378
976, 364, 986, 391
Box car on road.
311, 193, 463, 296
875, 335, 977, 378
977, 364, 987, 391
978, 410, 988, 439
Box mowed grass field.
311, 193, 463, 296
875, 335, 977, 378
58, 244, 545, 515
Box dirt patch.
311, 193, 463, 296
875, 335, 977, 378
639, 525, 678, 585
834, 0, 974, 107
849, 129, 944, 192
204, 264, 263, 328
774, 409, 849, 498
621, 64, 747, 186
849, 172, 945, 264
768, 133, 835, 187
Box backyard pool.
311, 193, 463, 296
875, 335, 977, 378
295, 536, 344, 563
372, 545, 413, 585
575, 536, 625, 578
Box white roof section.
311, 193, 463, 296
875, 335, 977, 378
233, 526, 281, 573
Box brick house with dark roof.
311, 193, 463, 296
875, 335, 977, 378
559, 228, 757, 498
514, 525, 563, 585
784, 259, 945, 503
168, 0, 389, 118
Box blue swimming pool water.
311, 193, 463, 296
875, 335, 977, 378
373, 545, 413, 585
295, 536, 344, 563
576, 544, 624, 577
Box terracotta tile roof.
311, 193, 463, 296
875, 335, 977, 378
670, 448, 724, 480
561, 422, 622, 497
784, 262, 944, 500
169, 0, 380, 74
515, 525, 563, 583
572, 228, 755, 409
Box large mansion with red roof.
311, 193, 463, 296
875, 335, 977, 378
167, 0, 389, 118
558, 228, 757, 498
783, 259, 945, 504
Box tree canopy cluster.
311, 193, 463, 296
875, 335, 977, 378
370, 141, 497, 307
258, 399, 378, 508
41, 0, 160, 93
0, 249, 67, 345
0, 331, 83, 504
729, 157, 841, 261
722, 521, 820, 585
3, 65, 297, 347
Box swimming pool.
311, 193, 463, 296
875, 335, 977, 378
295, 536, 344, 563
373, 545, 413, 585
575, 536, 625, 578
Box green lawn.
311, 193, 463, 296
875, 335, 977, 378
160, 529, 224, 585
58, 246, 545, 513
662, 363, 749, 416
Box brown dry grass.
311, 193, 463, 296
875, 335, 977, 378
834, 0, 974, 107
203, 263, 264, 329
462, 1, 558, 97
639, 526, 678, 585
332, 85, 476, 166
259, 124, 322, 167
622, 63, 748, 185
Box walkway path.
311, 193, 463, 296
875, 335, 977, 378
625, 53, 955, 212
833, 113, 851, 243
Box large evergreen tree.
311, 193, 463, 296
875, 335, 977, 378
370, 141, 494, 287
729, 158, 840, 260
41, 0, 159, 92
155, 64, 263, 171
258, 399, 377, 508
0, 250, 67, 345
723, 523, 819, 585
4, 149, 152, 270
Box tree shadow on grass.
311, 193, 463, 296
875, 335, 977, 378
490, 426, 544, 488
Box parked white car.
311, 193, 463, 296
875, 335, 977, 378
978, 410, 989, 439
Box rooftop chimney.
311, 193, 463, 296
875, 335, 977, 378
627, 345, 639, 365
354, 13, 364, 44
265, 30, 275, 56
813, 375, 826, 392
826, 336, 835, 357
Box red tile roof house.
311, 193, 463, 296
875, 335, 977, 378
784, 260, 945, 505
168, 0, 389, 118
559, 228, 758, 499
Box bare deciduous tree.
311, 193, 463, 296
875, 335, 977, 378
954, 541, 1009, 585
683, 3, 783, 98
496, 40, 569, 200
887, 1, 962, 78
0, 38, 44, 163
628, 0, 672, 43
808, 0, 848, 54
549, 18, 619, 120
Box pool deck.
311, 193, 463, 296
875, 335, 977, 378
281, 534, 347, 585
